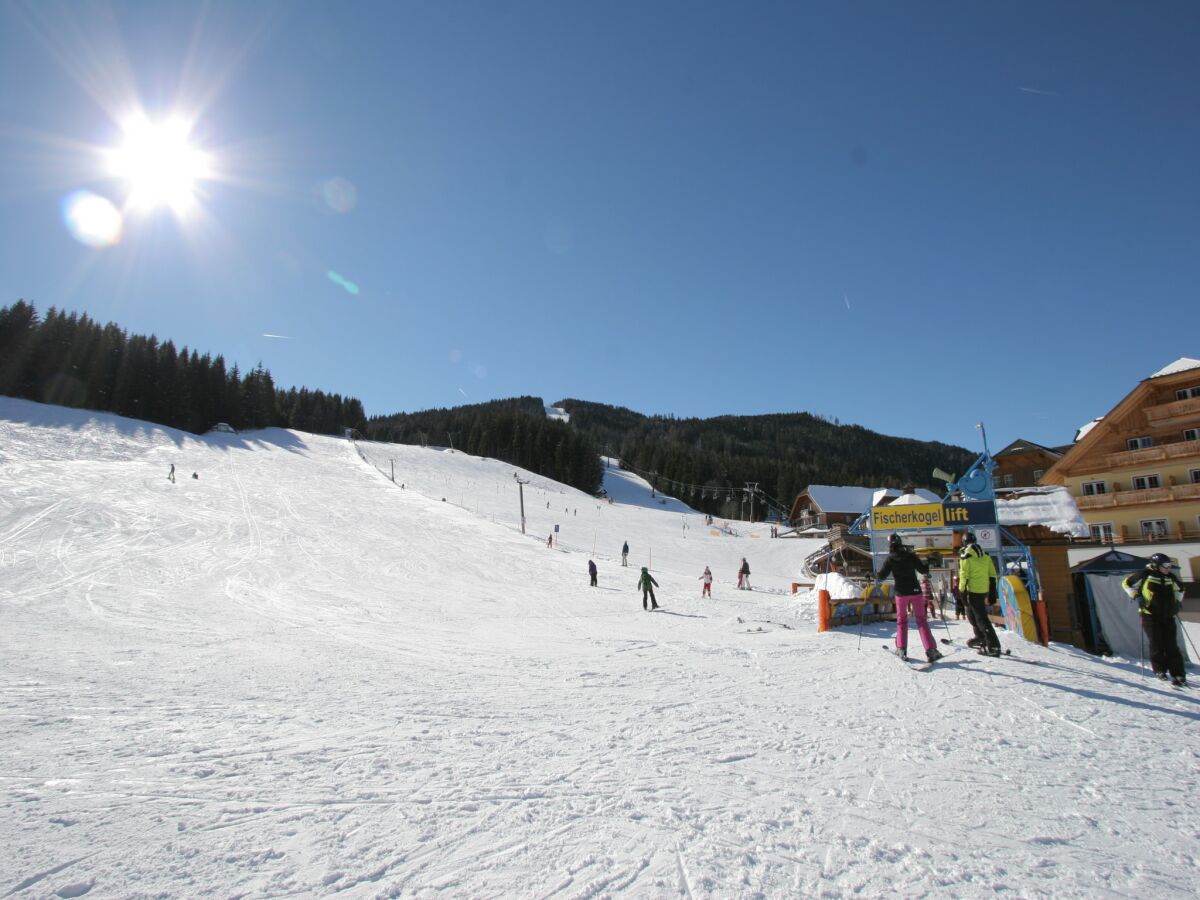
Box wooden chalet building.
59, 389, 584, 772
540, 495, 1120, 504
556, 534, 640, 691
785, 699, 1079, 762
993, 439, 1065, 489
1041, 357, 1200, 580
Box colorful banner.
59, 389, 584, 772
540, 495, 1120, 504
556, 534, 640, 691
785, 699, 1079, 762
998, 575, 1037, 642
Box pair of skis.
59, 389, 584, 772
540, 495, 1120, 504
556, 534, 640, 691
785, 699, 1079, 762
882, 638, 1012, 669
882, 644, 946, 670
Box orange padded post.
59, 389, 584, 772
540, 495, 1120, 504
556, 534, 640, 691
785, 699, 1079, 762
818, 589, 831, 632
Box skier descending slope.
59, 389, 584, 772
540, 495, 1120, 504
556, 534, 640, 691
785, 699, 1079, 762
877, 533, 943, 663
637, 566, 660, 611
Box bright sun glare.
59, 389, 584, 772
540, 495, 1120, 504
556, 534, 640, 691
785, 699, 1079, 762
107, 115, 211, 213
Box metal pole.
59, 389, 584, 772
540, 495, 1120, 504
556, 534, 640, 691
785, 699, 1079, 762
514, 473, 528, 534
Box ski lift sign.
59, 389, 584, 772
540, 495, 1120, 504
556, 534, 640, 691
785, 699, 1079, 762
973, 526, 1000, 550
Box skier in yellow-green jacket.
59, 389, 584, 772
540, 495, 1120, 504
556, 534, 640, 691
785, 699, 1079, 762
1123, 553, 1187, 686
959, 532, 1001, 656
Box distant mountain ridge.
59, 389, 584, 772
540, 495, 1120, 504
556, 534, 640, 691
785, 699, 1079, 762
367, 395, 974, 519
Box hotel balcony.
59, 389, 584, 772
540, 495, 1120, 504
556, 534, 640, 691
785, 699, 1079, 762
1144, 394, 1200, 428
1103, 439, 1200, 469
1077, 481, 1200, 510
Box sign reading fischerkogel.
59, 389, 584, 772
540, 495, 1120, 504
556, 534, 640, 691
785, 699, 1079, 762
870, 501, 997, 531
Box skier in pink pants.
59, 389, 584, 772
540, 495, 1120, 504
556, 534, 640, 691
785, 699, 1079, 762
877, 532, 943, 663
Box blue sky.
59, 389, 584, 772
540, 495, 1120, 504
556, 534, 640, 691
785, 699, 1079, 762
1, 1, 1197, 451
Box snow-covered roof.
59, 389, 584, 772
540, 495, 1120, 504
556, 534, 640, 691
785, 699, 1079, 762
1074, 418, 1102, 443
1150, 357, 1200, 379
807, 485, 938, 514
996, 486, 1090, 538
888, 490, 941, 506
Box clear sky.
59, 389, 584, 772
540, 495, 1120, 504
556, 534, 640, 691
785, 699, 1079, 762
1, 1, 1197, 451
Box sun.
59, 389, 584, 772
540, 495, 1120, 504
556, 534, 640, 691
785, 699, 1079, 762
107, 115, 212, 214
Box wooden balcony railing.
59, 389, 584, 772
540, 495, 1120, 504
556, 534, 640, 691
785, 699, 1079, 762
1145, 394, 1200, 426
1077, 482, 1200, 509
1104, 440, 1200, 469
1099, 528, 1200, 544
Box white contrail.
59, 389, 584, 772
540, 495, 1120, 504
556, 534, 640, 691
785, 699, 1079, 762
1018, 86, 1061, 97
843, 291, 851, 310
263, 333, 292, 339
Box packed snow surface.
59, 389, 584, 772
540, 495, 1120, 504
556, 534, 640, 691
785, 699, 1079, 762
2, 397, 1198, 898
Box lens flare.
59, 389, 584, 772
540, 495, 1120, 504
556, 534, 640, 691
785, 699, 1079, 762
61, 190, 123, 247
319, 177, 357, 213
326, 270, 360, 295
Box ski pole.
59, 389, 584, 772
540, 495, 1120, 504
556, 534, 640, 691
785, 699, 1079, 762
1179, 615, 1199, 664
856, 601, 867, 651
1139, 621, 1146, 679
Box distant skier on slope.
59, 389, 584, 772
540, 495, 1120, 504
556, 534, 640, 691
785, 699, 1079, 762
699, 565, 713, 598
1124, 553, 1187, 686
588, 559, 598, 587
878, 533, 942, 663
737, 558, 751, 590
621, 541, 629, 567
959, 532, 1002, 657
637, 567, 659, 611
167, 463, 175, 483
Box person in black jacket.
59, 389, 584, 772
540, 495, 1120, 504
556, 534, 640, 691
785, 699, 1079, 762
1124, 553, 1187, 686
588, 559, 598, 587
877, 532, 943, 663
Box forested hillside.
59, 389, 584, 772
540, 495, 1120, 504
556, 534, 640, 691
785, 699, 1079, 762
556, 398, 976, 518
0, 301, 365, 436
365, 398, 604, 494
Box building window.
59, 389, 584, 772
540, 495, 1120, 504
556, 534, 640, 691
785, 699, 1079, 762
1140, 519, 1169, 539
1175, 386, 1200, 401
1185, 428, 1199, 441
1127, 436, 1153, 450
1003, 473, 1015, 487
1081, 480, 1107, 496
1090, 523, 1114, 543
1132, 474, 1162, 491
1032, 469, 1044, 482
1191, 469, 1200, 484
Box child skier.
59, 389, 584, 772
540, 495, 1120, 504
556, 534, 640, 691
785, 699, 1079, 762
699, 566, 713, 597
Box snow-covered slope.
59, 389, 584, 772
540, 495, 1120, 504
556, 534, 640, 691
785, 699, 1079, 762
2, 397, 1198, 898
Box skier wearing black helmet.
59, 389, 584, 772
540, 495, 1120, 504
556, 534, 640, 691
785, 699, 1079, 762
959, 532, 1002, 656
877, 532, 942, 662
1123, 554, 1187, 686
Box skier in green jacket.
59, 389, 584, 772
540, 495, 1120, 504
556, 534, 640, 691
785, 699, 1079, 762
637, 567, 660, 611
959, 532, 1001, 656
